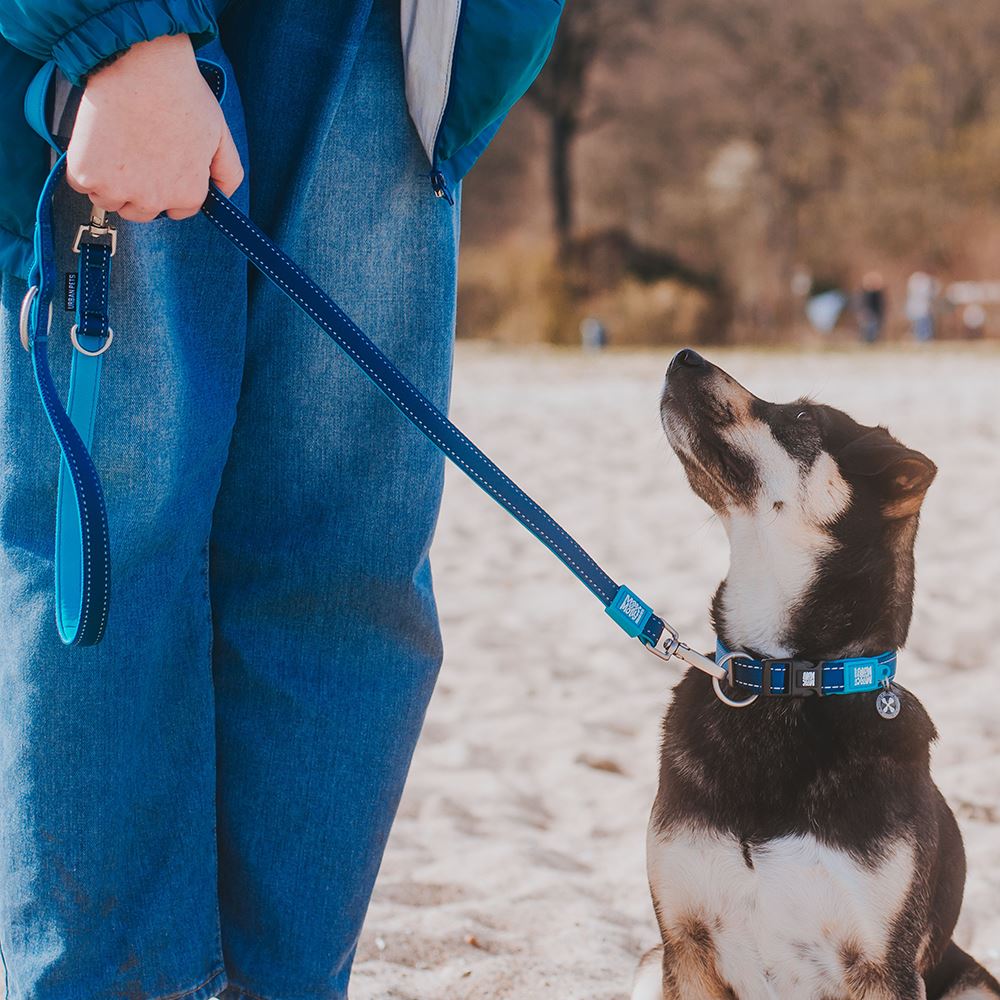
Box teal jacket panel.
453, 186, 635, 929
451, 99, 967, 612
0, 40, 47, 275
435, 0, 561, 183
0, 0, 221, 85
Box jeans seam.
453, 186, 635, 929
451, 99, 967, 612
202, 537, 225, 969
0, 931, 8, 1000
151, 967, 226, 1000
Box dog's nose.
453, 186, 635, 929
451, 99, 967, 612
669, 348, 706, 371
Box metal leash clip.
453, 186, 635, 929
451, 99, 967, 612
72, 206, 117, 256
643, 618, 758, 708
69, 205, 116, 357
642, 618, 680, 662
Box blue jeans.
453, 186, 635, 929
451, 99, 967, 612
0, 0, 459, 996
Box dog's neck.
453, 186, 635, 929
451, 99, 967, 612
711, 509, 917, 661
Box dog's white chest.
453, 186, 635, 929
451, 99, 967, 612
647, 825, 916, 999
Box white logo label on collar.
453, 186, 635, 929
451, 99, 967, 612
853, 664, 874, 687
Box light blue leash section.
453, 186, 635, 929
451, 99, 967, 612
21, 155, 113, 645
20, 58, 900, 715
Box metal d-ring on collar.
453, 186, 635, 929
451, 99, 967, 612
642, 618, 759, 709
712, 648, 760, 708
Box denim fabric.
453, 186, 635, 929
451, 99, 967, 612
0, 0, 459, 996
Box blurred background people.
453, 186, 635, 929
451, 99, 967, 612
805, 288, 847, 335
580, 315, 608, 350
857, 271, 887, 344
962, 302, 987, 339
906, 271, 938, 342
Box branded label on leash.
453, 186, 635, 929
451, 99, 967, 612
605, 585, 653, 637
64, 271, 77, 312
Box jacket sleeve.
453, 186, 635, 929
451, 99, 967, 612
0, 0, 218, 85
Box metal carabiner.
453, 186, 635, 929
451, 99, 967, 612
642, 618, 680, 662
643, 619, 731, 685
72, 206, 117, 257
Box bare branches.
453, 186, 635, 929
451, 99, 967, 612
464, 0, 1000, 337
525, 0, 658, 251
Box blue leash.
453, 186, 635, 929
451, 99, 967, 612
20, 60, 898, 717
23, 166, 690, 658
21, 59, 702, 667
198, 183, 681, 660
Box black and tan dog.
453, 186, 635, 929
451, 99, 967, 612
632, 350, 999, 1000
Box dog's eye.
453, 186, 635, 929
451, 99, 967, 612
796, 409, 811, 422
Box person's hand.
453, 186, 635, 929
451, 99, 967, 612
66, 33, 244, 222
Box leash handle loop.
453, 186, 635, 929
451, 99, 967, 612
26, 156, 112, 646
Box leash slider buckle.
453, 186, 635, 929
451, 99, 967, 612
18, 284, 52, 352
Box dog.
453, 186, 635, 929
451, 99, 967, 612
631, 350, 1000, 1000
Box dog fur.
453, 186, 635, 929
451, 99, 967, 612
633, 350, 999, 1000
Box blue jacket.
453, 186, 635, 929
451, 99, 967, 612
0, 0, 562, 278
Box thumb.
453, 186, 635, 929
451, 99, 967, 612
210, 125, 244, 198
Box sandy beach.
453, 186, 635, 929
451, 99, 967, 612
351, 345, 1000, 1000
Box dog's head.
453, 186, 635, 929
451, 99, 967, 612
661, 349, 936, 659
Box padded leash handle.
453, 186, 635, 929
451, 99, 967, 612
19, 59, 226, 647
23, 156, 112, 645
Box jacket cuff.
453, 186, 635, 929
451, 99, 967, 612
52, 0, 218, 86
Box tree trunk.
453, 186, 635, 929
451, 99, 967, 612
549, 113, 576, 260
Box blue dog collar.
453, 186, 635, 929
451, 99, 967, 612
716, 640, 896, 697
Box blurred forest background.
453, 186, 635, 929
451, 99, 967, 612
457, 0, 1000, 346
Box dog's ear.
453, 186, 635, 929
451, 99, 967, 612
837, 431, 937, 519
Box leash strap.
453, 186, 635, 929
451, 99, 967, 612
23, 56, 674, 653
198, 186, 672, 652
717, 640, 896, 697
19, 59, 221, 647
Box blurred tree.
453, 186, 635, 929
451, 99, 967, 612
525, 0, 656, 259
460, 0, 1000, 343
661, 0, 881, 330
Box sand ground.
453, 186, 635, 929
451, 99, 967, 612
351, 345, 1000, 1000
